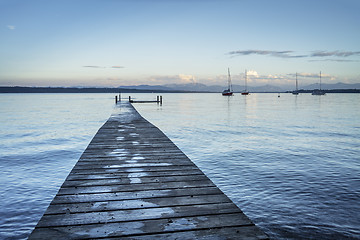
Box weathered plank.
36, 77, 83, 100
29, 101, 268, 239
30, 214, 267, 239
74, 159, 194, 166
71, 161, 196, 170
45, 194, 232, 214
69, 165, 200, 175
62, 174, 208, 187
37, 202, 244, 227
52, 187, 224, 204
65, 169, 204, 181
57, 180, 216, 195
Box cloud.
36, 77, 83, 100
309, 59, 359, 62
7, 25, 15, 30
239, 71, 336, 86
228, 49, 307, 58
178, 74, 196, 84
83, 65, 125, 68
289, 72, 331, 78
228, 49, 360, 61
242, 73, 295, 86
246, 70, 259, 77
145, 74, 197, 85
83, 65, 103, 68
311, 50, 360, 57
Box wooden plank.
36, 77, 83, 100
30, 214, 266, 239
29, 101, 268, 239
78, 154, 189, 161
57, 180, 216, 195
79, 152, 189, 158
79, 154, 190, 160
52, 187, 224, 204
45, 194, 231, 215
68, 165, 200, 175
36, 203, 246, 227
118, 225, 269, 240
74, 158, 194, 166
62, 174, 208, 187
65, 169, 204, 181
71, 161, 196, 170
85, 142, 180, 146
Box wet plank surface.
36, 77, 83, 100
29, 102, 268, 239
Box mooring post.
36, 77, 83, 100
115, 96, 118, 104
119, 93, 121, 102
160, 96, 163, 104
129, 96, 131, 102
157, 96, 159, 102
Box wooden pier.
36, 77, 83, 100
29, 101, 268, 239
128, 96, 163, 104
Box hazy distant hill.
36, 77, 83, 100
122, 82, 360, 92
119, 85, 174, 91
300, 82, 360, 90
164, 83, 211, 92
122, 83, 285, 92
0, 86, 181, 93
1, 82, 359, 93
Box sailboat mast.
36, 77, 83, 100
319, 71, 322, 90
296, 72, 298, 91
245, 69, 247, 91
228, 68, 232, 91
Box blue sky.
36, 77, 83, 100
1, 0, 359, 88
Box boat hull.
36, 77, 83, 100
312, 90, 326, 95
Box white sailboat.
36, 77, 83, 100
292, 72, 299, 95
222, 68, 234, 96
241, 70, 249, 95
312, 71, 326, 95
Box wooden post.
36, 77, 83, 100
129, 96, 131, 102
160, 96, 162, 104
157, 96, 159, 102
119, 93, 121, 102
115, 96, 118, 104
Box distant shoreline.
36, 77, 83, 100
284, 89, 360, 93
0, 86, 359, 93
0, 86, 194, 93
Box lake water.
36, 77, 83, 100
0, 93, 359, 239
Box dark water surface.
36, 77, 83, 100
133, 93, 360, 240
0, 93, 359, 239
0, 94, 114, 239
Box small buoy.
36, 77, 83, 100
278, 94, 280, 98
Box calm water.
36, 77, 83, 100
0, 93, 359, 239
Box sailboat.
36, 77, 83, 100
241, 70, 250, 95
312, 71, 326, 95
222, 68, 234, 96
292, 72, 299, 95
